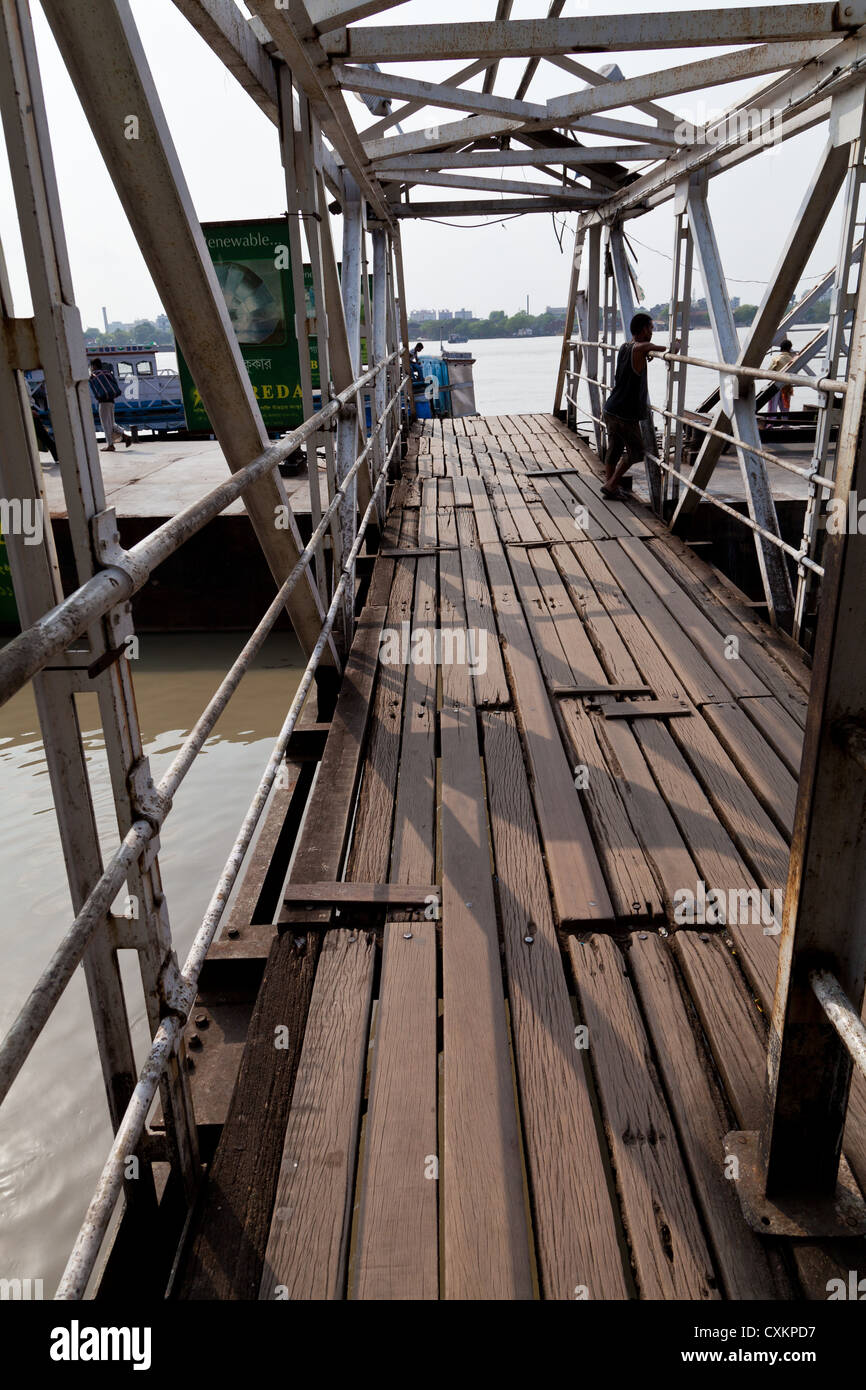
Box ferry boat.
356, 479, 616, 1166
27, 345, 187, 438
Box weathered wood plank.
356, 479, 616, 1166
567, 934, 719, 1300
703, 700, 798, 838
618, 536, 770, 700
737, 694, 803, 779
479, 531, 614, 928
482, 711, 629, 1298
628, 933, 790, 1299
259, 930, 376, 1299
438, 540, 534, 1298
455, 508, 509, 706
354, 544, 439, 1300
180, 607, 387, 1299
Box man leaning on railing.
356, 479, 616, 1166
601, 312, 678, 500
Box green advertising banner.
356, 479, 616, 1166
178, 218, 303, 432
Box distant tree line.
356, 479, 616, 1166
407, 308, 567, 340
644, 292, 831, 331
83, 321, 175, 348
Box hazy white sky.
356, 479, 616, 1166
0, 0, 846, 328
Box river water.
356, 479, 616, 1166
1, 328, 822, 1295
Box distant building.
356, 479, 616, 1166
546, 306, 568, 315
453, 308, 473, 321
730, 296, 740, 309
155, 313, 171, 333
438, 309, 453, 321
410, 308, 436, 320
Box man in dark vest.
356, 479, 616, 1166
601, 312, 675, 499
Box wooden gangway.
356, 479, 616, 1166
174, 411, 866, 1302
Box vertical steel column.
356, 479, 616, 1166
608, 224, 662, 511
726, 214, 866, 1232
0, 235, 144, 1156
372, 228, 390, 491
662, 187, 694, 509
278, 66, 326, 604
336, 171, 363, 644
671, 138, 850, 538
585, 221, 604, 456
295, 90, 342, 599
41, 0, 333, 665
0, 0, 199, 1201
687, 180, 795, 628
794, 91, 866, 640
391, 223, 415, 425
553, 223, 584, 415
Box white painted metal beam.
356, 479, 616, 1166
333, 63, 547, 120
355, 41, 806, 165
246, 0, 393, 221
545, 53, 674, 125
390, 196, 597, 216
322, 6, 865, 62
582, 35, 865, 220
171, 0, 342, 193
306, 0, 410, 34
514, 0, 564, 102
383, 169, 598, 197
546, 41, 826, 123
482, 0, 514, 96
372, 144, 667, 170
172, 0, 278, 120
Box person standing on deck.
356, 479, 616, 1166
601, 312, 677, 499
89, 358, 132, 451
763, 339, 796, 426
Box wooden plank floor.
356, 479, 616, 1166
180, 412, 866, 1302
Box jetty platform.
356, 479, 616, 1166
166, 412, 866, 1302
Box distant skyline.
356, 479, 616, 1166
0, 1, 848, 336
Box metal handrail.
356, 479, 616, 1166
50, 379, 406, 1300
565, 363, 835, 489
0, 352, 401, 709
0, 382, 406, 1106
570, 337, 848, 396
563, 385, 825, 577
810, 969, 866, 1081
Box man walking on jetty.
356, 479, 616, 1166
602, 312, 676, 499
89, 358, 132, 451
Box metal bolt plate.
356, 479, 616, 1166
724, 1130, 866, 1237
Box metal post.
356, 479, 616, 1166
278, 64, 326, 605
41, 0, 334, 666
608, 224, 663, 511
391, 222, 415, 423
0, 0, 198, 1201
295, 90, 342, 598
794, 89, 866, 640
553, 223, 583, 415
725, 206, 866, 1234
336, 171, 363, 645
686, 179, 795, 628
584, 221, 604, 457
662, 187, 694, 509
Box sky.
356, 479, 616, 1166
0, 0, 847, 329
